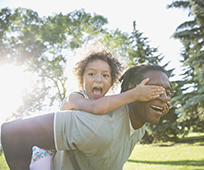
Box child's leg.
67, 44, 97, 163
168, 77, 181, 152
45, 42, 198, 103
30, 146, 55, 169
30, 155, 52, 170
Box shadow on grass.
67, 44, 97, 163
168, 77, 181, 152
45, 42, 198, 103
127, 159, 204, 167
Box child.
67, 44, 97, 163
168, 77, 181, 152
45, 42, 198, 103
30, 44, 165, 169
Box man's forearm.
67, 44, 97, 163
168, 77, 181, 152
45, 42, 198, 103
1, 113, 55, 170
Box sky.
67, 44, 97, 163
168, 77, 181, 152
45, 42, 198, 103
0, 0, 191, 125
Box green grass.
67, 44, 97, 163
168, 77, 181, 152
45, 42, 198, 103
1, 133, 204, 170
123, 144, 204, 170
124, 133, 204, 170
0, 153, 9, 170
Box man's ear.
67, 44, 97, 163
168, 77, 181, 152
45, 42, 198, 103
128, 82, 134, 90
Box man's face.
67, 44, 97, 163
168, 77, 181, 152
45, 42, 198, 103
133, 70, 172, 124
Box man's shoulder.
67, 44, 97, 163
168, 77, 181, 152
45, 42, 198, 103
107, 105, 129, 120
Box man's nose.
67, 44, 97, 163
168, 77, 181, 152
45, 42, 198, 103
159, 91, 171, 103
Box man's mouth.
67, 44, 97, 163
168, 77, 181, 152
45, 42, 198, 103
150, 105, 164, 114
92, 87, 102, 99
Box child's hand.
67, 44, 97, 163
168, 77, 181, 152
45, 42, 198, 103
162, 101, 171, 116
134, 78, 165, 101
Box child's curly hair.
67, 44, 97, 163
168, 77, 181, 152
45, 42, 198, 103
74, 49, 123, 90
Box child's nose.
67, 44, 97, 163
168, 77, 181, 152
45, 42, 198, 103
95, 74, 102, 82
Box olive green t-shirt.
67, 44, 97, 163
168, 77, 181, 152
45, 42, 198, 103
52, 105, 145, 170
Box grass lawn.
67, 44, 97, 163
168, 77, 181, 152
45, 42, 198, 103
124, 143, 204, 170
124, 133, 204, 170
0, 153, 9, 170
1, 133, 204, 170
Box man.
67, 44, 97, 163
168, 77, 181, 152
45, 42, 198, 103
1, 63, 173, 170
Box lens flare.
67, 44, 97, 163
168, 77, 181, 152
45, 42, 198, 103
171, 81, 178, 89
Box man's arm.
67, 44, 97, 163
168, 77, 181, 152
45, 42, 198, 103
1, 113, 55, 170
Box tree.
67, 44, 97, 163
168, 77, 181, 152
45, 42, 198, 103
127, 21, 164, 65
0, 7, 187, 143
168, 0, 204, 133
0, 7, 111, 117
0, 8, 48, 116
125, 21, 182, 143
1, 7, 136, 118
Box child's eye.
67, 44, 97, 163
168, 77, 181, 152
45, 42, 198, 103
103, 74, 109, 78
88, 73, 94, 76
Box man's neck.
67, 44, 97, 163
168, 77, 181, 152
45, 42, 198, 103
128, 102, 145, 130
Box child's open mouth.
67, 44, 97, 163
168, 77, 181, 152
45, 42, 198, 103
92, 87, 102, 99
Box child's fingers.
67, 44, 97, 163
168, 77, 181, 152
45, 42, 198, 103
149, 89, 165, 98
149, 94, 160, 99
150, 86, 165, 91
141, 84, 165, 93
148, 88, 165, 99
139, 79, 165, 92
139, 78, 150, 86
167, 101, 171, 108
162, 102, 171, 116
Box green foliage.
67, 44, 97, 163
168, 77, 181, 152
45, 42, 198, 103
99, 28, 131, 59
168, 0, 204, 133
3, 7, 172, 121
2, 5, 202, 143
126, 21, 164, 66
0, 7, 111, 116
126, 21, 179, 143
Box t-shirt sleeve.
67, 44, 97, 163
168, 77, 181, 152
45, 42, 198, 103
54, 110, 82, 151
54, 110, 112, 153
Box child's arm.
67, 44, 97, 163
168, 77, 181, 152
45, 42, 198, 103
61, 98, 77, 111
62, 78, 165, 115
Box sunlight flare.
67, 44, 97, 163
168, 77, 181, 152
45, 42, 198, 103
0, 65, 31, 125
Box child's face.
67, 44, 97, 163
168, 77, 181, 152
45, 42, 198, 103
82, 60, 112, 100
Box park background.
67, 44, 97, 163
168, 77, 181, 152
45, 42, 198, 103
0, 0, 204, 169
